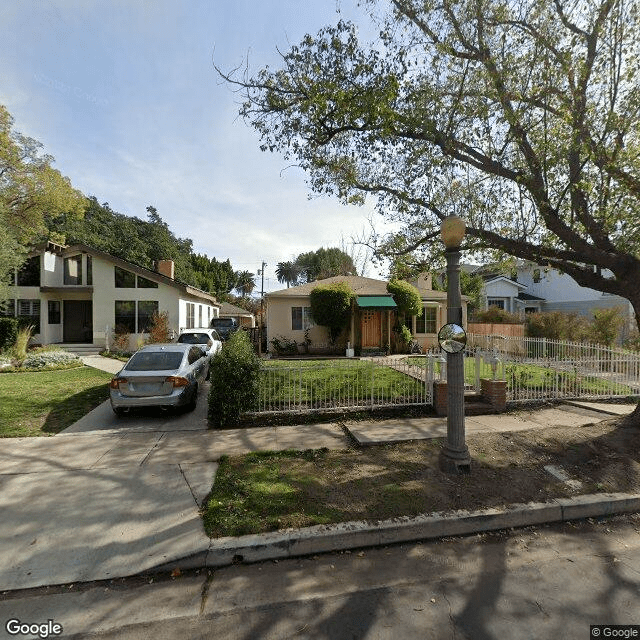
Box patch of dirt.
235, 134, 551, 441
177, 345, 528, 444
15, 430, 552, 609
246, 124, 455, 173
211, 416, 640, 535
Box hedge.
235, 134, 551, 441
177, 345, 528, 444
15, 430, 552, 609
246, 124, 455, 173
208, 330, 260, 428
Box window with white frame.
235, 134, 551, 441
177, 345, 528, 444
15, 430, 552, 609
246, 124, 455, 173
415, 306, 437, 334
64, 255, 83, 285
186, 303, 195, 329
292, 306, 313, 330
19, 299, 41, 332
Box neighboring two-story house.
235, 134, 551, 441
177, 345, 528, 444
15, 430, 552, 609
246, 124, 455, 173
1, 242, 220, 351
482, 261, 636, 337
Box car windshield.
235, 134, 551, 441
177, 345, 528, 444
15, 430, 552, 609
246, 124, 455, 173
212, 319, 234, 327
177, 333, 211, 344
125, 351, 184, 371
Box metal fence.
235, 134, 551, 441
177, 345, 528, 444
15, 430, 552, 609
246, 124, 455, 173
256, 357, 434, 414
466, 334, 640, 402
252, 336, 640, 415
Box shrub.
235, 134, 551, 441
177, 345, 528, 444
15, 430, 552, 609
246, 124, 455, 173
624, 329, 640, 352
0, 317, 18, 353
309, 282, 354, 345
22, 350, 82, 370
387, 279, 422, 317
112, 327, 131, 352
270, 335, 298, 356
12, 325, 34, 360
392, 323, 413, 352
588, 307, 623, 346
208, 330, 260, 428
146, 311, 172, 344
525, 311, 589, 341
473, 306, 522, 324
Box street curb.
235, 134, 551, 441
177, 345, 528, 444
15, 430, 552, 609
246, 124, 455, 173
186, 492, 640, 569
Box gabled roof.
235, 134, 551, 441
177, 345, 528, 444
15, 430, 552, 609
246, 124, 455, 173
42, 241, 219, 306
219, 301, 255, 317
484, 275, 528, 290
266, 275, 453, 301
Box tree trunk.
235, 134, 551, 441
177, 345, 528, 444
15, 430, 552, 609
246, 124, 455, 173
624, 288, 640, 428
622, 403, 640, 429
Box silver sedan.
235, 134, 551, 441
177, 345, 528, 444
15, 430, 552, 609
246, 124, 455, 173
175, 328, 223, 358
109, 343, 209, 416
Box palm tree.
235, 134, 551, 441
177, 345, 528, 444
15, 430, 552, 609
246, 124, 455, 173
234, 270, 256, 297
275, 260, 300, 288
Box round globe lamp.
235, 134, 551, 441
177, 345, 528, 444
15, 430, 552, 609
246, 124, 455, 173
441, 215, 466, 250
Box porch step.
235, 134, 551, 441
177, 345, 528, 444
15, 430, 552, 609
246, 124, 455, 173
361, 349, 387, 357
463, 391, 495, 415
57, 344, 103, 357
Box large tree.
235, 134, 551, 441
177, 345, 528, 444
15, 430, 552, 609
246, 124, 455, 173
0, 104, 85, 300
235, 270, 256, 297
295, 247, 357, 282
49, 198, 198, 284
220, 0, 640, 423
275, 260, 301, 288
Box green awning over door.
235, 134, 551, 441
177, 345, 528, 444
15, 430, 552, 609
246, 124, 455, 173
356, 296, 397, 309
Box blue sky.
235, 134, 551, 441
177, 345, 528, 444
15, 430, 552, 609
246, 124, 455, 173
0, 0, 386, 291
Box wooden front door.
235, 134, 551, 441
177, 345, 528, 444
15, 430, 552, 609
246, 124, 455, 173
361, 310, 382, 348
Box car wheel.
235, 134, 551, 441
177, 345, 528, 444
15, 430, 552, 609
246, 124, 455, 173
113, 407, 128, 417
187, 385, 198, 412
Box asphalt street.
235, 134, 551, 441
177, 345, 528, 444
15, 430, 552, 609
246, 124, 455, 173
2, 516, 639, 639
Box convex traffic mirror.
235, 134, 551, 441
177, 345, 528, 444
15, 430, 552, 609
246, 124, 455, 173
438, 323, 467, 354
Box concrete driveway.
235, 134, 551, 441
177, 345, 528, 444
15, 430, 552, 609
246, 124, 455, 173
0, 382, 217, 591
0, 381, 346, 591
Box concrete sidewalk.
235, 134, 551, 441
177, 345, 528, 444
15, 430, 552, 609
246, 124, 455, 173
0, 398, 634, 592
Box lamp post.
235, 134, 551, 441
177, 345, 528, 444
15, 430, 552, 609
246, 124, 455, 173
439, 215, 471, 474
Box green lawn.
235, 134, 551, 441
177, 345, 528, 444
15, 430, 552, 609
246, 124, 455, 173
203, 450, 344, 537
0, 367, 113, 437
406, 356, 634, 395
259, 359, 425, 409
406, 355, 499, 383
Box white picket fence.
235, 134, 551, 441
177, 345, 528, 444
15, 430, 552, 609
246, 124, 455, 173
251, 336, 640, 415
256, 357, 435, 414
466, 334, 640, 402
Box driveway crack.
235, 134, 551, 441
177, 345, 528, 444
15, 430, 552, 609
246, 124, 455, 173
178, 463, 200, 507
199, 570, 214, 616
139, 432, 165, 466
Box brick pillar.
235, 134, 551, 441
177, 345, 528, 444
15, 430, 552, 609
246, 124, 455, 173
433, 381, 448, 416
480, 378, 507, 412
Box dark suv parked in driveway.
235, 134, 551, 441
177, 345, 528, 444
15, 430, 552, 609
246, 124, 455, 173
210, 317, 239, 341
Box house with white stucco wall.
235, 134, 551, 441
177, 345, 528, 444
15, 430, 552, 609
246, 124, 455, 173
480, 261, 636, 338
1, 242, 220, 352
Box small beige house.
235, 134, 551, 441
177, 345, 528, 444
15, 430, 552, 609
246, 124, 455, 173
2, 242, 220, 351
266, 274, 467, 354
219, 301, 256, 328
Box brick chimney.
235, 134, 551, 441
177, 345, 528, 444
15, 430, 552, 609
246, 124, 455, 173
156, 259, 175, 279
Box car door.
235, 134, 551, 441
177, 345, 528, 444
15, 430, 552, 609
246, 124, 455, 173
188, 346, 208, 384
210, 329, 222, 354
